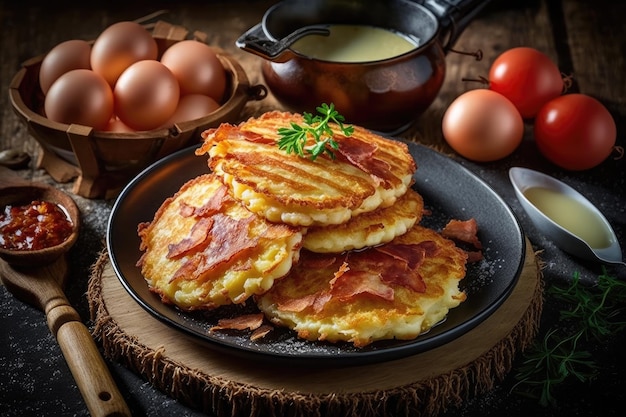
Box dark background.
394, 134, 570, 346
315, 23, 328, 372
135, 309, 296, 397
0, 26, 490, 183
1, 1, 624, 416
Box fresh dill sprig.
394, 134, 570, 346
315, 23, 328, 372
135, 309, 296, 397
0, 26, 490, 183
512, 328, 597, 406
551, 270, 626, 339
277, 103, 354, 160
512, 268, 626, 406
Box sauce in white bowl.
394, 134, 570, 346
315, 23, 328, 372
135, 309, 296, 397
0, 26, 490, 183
509, 167, 624, 266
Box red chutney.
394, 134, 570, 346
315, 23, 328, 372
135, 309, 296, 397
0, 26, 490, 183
0, 200, 74, 251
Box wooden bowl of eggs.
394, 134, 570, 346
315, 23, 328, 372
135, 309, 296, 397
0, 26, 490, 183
9, 20, 266, 199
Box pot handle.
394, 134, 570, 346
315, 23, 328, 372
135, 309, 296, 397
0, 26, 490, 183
421, 0, 494, 52
236, 23, 330, 62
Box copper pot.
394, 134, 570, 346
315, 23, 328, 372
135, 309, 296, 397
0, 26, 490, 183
237, 0, 492, 133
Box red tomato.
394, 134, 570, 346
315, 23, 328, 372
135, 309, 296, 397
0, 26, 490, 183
534, 94, 616, 170
489, 47, 563, 119
442, 89, 524, 162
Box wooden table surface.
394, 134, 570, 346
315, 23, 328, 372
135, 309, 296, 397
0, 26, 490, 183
1, 1, 624, 416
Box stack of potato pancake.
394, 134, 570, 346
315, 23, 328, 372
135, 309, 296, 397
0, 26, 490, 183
137, 111, 468, 347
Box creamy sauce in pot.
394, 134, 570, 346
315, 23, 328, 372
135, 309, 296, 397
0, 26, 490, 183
523, 186, 613, 249
290, 24, 419, 63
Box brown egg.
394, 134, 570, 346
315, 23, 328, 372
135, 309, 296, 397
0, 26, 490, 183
102, 115, 134, 132
44, 69, 114, 130
114, 60, 180, 131
166, 94, 220, 125
160, 40, 226, 102
39, 39, 92, 94
90, 21, 158, 87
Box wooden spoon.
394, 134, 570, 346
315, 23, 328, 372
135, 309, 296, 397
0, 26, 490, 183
0, 166, 131, 417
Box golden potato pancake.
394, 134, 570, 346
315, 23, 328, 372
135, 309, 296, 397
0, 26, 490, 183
136, 174, 303, 311
256, 224, 467, 347
196, 111, 416, 226
303, 188, 424, 253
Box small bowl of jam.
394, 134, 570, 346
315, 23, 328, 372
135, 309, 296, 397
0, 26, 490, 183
0, 177, 80, 267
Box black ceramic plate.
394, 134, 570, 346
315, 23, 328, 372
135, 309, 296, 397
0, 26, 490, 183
107, 141, 525, 366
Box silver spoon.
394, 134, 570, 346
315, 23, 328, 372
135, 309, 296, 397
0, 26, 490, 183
509, 167, 624, 267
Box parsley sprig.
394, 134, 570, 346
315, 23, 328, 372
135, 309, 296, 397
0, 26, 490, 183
512, 268, 626, 406
277, 103, 354, 160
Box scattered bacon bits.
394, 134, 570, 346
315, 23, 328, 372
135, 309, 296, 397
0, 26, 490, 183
466, 250, 484, 263
209, 313, 265, 332
441, 218, 482, 248
209, 313, 274, 342
441, 218, 483, 262
250, 324, 274, 341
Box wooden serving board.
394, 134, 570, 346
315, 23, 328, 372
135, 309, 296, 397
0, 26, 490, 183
88, 240, 542, 417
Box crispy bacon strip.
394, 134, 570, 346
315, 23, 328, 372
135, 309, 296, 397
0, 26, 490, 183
137, 222, 150, 255
277, 262, 353, 313
356, 242, 436, 293
366, 246, 428, 293
178, 201, 195, 217
170, 185, 230, 257
198, 123, 273, 150
337, 135, 377, 159
278, 239, 440, 315
193, 185, 230, 217
375, 241, 438, 269
311, 292, 333, 313
197, 124, 243, 155
441, 218, 482, 249
250, 324, 274, 341
277, 294, 318, 313
170, 255, 201, 283
396, 268, 426, 293
210, 313, 265, 331
333, 261, 350, 279
466, 250, 484, 263
167, 217, 213, 259
329, 269, 395, 301
169, 214, 258, 283
240, 130, 274, 144
336, 136, 394, 188
196, 213, 258, 275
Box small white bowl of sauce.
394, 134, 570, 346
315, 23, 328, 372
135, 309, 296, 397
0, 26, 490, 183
509, 167, 624, 266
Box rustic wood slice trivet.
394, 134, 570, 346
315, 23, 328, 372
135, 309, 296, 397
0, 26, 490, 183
88, 240, 542, 417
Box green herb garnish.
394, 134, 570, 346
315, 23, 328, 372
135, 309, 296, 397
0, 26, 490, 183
277, 103, 354, 160
512, 268, 626, 406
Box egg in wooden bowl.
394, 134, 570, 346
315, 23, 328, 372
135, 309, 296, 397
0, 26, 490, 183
9, 20, 266, 199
